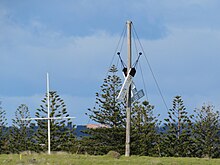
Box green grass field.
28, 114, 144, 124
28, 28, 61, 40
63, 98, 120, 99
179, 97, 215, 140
0, 153, 219, 165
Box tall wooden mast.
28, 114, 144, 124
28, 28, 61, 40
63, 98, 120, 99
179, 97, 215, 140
125, 20, 132, 157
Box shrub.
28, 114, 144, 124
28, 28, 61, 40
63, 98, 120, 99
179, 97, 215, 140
106, 151, 120, 159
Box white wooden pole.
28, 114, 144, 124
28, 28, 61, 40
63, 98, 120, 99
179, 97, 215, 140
47, 73, 51, 155
20, 73, 76, 155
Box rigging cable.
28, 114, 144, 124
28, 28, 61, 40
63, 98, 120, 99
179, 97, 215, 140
87, 23, 127, 125
138, 61, 149, 101
132, 29, 149, 101
132, 30, 149, 101
132, 25, 169, 112
130, 29, 149, 101
132, 30, 141, 68
107, 24, 127, 73
119, 27, 127, 57
117, 27, 127, 70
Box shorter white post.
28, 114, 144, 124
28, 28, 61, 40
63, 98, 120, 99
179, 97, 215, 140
47, 73, 51, 154
21, 73, 75, 154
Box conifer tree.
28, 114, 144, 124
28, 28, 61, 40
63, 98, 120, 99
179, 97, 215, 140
34, 91, 76, 153
83, 65, 126, 154
88, 65, 126, 127
161, 96, 194, 157
131, 100, 160, 156
9, 104, 33, 153
0, 102, 8, 154
193, 104, 220, 158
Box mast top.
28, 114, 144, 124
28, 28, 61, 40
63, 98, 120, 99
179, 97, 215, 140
126, 20, 132, 24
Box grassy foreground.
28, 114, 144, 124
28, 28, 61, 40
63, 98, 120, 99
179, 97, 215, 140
0, 153, 219, 165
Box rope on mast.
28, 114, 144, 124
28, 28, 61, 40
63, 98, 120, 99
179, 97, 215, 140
138, 61, 149, 101
86, 23, 127, 125
132, 25, 169, 112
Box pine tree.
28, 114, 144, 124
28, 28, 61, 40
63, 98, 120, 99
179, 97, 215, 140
83, 65, 126, 154
34, 91, 76, 153
161, 96, 194, 157
193, 104, 220, 158
131, 100, 160, 156
9, 104, 33, 153
0, 101, 8, 154
88, 65, 126, 127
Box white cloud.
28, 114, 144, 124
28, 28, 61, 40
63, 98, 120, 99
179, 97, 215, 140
0, 9, 121, 96
1, 0, 220, 124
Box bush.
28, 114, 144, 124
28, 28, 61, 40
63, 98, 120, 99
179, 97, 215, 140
106, 151, 120, 159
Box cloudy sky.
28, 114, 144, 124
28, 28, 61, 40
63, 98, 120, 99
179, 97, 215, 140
0, 0, 220, 125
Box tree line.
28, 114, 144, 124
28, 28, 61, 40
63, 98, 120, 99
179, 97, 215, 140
0, 91, 76, 154
0, 65, 219, 158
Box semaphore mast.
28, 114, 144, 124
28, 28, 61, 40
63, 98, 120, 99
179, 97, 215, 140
125, 20, 132, 157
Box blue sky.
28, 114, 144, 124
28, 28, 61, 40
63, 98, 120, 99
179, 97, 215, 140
1, 0, 220, 125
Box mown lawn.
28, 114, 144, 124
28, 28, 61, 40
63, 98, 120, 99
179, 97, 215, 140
0, 153, 219, 165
